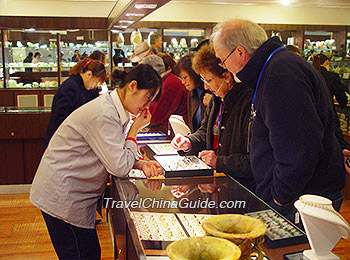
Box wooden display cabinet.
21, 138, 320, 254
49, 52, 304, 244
0, 107, 50, 184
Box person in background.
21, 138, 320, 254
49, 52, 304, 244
80, 52, 88, 60
313, 53, 348, 108
32, 52, 41, 72
89, 50, 106, 64
158, 53, 177, 72
176, 54, 206, 132
23, 52, 33, 72
32, 52, 41, 63
111, 68, 127, 88
312, 53, 350, 171
142, 55, 188, 133
113, 48, 127, 66
171, 44, 255, 191
285, 45, 301, 56
131, 41, 154, 64
150, 32, 163, 54
71, 50, 80, 62
87, 50, 107, 100
211, 19, 346, 225
44, 58, 106, 147
30, 64, 163, 260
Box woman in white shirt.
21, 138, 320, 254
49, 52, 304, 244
30, 64, 163, 260
32, 52, 41, 72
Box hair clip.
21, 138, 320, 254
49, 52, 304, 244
84, 59, 94, 67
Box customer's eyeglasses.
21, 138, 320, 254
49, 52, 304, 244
219, 47, 237, 68
201, 77, 214, 86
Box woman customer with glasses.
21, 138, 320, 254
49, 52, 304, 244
171, 44, 255, 191
176, 54, 207, 132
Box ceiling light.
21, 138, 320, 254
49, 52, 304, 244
281, 0, 291, 5
126, 13, 145, 17
119, 20, 134, 24
114, 25, 128, 29
135, 4, 157, 9
26, 28, 35, 32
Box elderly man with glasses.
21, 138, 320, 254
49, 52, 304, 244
211, 19, 346, 226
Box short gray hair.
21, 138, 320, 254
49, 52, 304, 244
150, 32, 161, 45
141, 55, 166, 75
211, 19, 268, 56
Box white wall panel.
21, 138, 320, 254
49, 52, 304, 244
143, 2, 350, 25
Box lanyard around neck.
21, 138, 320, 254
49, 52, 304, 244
251, 46, 285, 116
217, 101, 224, 135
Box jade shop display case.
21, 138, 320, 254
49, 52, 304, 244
59, 29, 109, 71
2, 29, 110, 90
109, 175, 309, 260
4, 30, 59, 88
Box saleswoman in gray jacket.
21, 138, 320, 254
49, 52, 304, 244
30, 64, 163, 260
171, 44, 255, 191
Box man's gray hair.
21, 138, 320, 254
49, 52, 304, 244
210, 19, 268, 56
141, 55, 166, 75
150, 32, 161, 45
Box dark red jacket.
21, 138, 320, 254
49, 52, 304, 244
149, 72, 188, 131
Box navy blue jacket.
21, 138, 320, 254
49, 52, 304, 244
44, 74, 99, 147
237, 37, 346, 204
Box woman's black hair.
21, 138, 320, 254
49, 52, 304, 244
312, 54, 329, 72
34, 52, 41, 57
89, 50, 105, 63
120, 64, 162, 102
175, 54, 204, 90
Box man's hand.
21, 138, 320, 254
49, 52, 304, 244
198, 150, 217, 168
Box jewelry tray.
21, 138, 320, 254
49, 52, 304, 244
146, 143, 179, 157
153, 155, 213, 178
245, 209, 307, 248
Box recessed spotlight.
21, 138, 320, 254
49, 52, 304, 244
135, 4, 157, 9
126, 13, 145, 17
281, 0, 291, 5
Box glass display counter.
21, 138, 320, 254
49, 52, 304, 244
0, 106, 51, 113
109, 174, 310, 260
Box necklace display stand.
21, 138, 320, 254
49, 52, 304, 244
294, 194, 350, 260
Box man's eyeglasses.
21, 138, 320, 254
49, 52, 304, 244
219, 47, 237, 68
